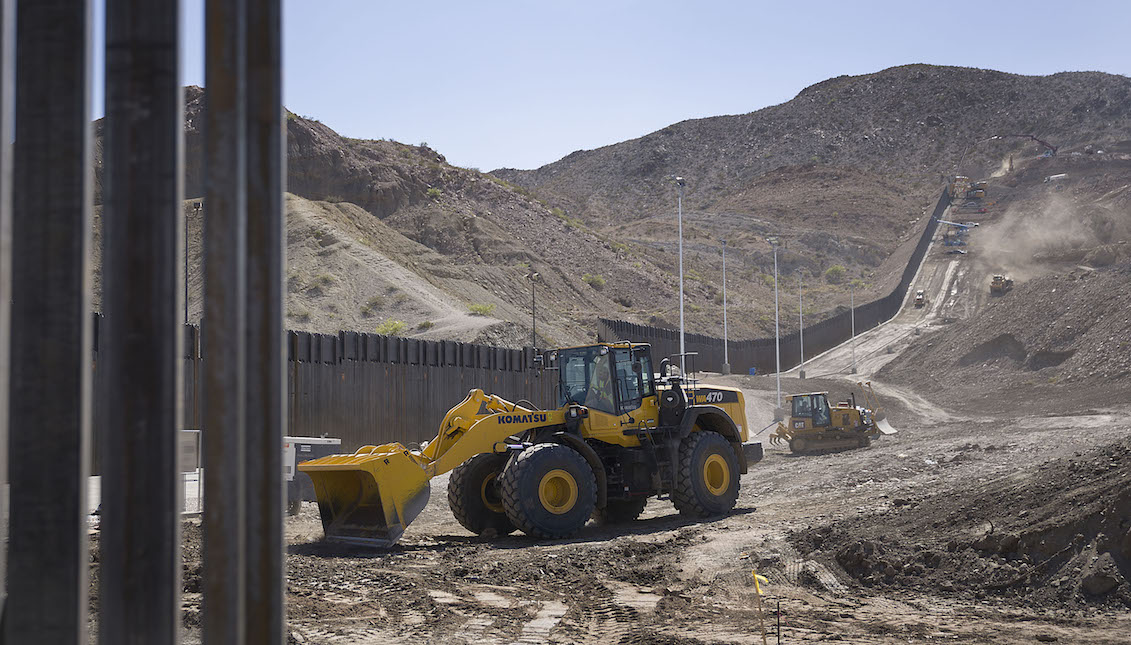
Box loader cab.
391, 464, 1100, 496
555, 343, 656, 417
790, 392, 831, 428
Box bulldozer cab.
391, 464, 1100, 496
789, 393, 831, 428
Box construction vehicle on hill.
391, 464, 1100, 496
299, 342, 762, 546
990, 274, 1014, 295
948, 176, 989, 201
914, 289, 927, 308
769, 382, 895, 454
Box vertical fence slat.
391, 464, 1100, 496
0, 0, 13, 613
7, 0, 93, 641
202, 0, 248, 642
99, 0, 184, 641
243, 0, 285, 638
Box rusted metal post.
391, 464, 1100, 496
243, 0, 285, 641
203, 0, 248, 642
7, 0, 93, 642
0, 0, 14, 615
100, 0, 184, 642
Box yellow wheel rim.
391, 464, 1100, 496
480, 472, 504, 513
703, 454, 730, 496
538, 469, 578, 515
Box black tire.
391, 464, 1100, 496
592, 497, 648, 526
500, 443, 596, 539
673, 431, 740, 518
447, 452, 516, 536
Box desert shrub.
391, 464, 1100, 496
582, 274, 606, 290
417, 321, 435, 330
824, 265, 847, 284
426, 187, 442, 200
375, 319, 408, 336
468, 303, 496, 316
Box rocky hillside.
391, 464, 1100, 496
493, 66, 1131, 333
90, 67, 1131, 347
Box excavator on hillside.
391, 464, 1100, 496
299, 342, 762, 546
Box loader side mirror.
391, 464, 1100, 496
659, 358, 670, 377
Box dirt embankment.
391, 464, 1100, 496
880, 262, 1131, 413
792, 438, 1131, 610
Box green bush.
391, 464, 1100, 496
375, 319, 408, 336
824, 265, 847, 284
582, 273, 606, 290
417, 320, 435, 330
426, 187, 442, 200
468, 303, 496, 316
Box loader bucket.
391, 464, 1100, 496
297, 443, 431, 547
875, 417, 897, 435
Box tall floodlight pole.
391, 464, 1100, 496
189, 201, 202, 323
850, 281, 858, 374
721, 240, 729, 374
527, 271, 539, 351
768, 237, 781, 408
674, 176, 686, 375
798, 273, 805, 379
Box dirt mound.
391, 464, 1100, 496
792, 438, 1131, 609
880, 262, 1131, 411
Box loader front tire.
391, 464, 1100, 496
673, 430, 740, 518
500, 443, 596, 539
448, 452, 516, 537
592, 497, 648, 526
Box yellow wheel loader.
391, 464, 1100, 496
298, 342, 763, 546
769, 382, 896, 455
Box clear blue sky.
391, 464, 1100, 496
91, 0, 1131, 171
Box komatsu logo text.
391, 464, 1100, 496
496, 413, 548, 424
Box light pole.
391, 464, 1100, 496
526, 271, 539, 351
850, 281, 857, 374
767, 237, 781, 408
673, 176, 686, 375
188, 201, 202, 324
721, 239, 729, 375
798, 273, 805, 380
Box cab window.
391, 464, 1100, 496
791, 395, 813, 418
557, 347, 616, 415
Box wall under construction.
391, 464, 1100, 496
597, 188, 951, 375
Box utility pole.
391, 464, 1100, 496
189, 201, 202, 323
767, 237, 781, 408
527, 271, 539, 351
674, 176, 686, 375
721, 239, 729, 375
850, 281, 857, 374
798, 273, 805, 379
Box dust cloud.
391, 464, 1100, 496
970, 192, 1125, 280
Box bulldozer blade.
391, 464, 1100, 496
875, 417, 897, 435
297, 443, 432, 547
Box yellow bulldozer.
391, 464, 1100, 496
299, 342, 763, 546
769, 382, 895, 454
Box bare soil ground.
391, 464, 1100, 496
120, 370, 1127, 644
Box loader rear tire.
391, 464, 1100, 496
673, 430, 739, 518
500, 443, 596, 539
592, 497, 648, 526
448, 453, 516, 537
